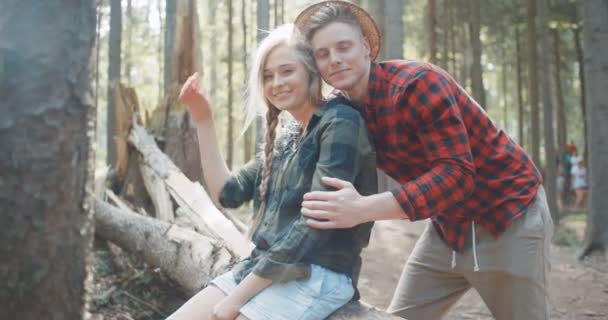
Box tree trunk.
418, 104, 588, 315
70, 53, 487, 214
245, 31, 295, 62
207, 0, 218, 111
227, 0, 234, 169
107, 0, 122, 167
538, 0, 559, 222
164, 0, 177, 97
449, 0, 457, 75
457, 0, 470, 90
441, 0, 450, 71
0, 1, 96, 318
157, 0, 164, 102
469, 0, 486, 109
95, 2, 102, 109
553, 29, 567, 153
256, 0, 270, 154
578, 0, 608, 259
242, 0, 254, 163
526, 0, 541, 166
516, 25, 526, 147
501, 21, 509, 130
125, 0, 132, 86
159, 0, 205, 185
428, 0, 438, 64
383, 0, 404, 59
574, 26, 588, 162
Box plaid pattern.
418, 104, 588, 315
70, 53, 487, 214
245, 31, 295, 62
219, 97, 377, 287
359, 60, 542, 252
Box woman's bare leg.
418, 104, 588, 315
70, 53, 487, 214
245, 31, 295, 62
166, 285, 227, 320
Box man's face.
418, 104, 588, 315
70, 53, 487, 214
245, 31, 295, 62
310, 22, 370, 93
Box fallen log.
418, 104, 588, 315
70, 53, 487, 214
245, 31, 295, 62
128, 120, 253, 257
94, 199, 233, 295
95, 198, 400, 319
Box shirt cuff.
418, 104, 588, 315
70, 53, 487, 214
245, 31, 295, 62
390, 185, 419, 221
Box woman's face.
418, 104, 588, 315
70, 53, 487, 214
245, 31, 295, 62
263, 44, 312, 114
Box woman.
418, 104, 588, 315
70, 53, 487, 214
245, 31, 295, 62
167, 24, 376, 320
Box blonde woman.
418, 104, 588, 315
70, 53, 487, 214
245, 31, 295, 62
167, 24, 376, 320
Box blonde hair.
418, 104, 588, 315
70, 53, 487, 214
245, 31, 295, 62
243, 24, 323, 238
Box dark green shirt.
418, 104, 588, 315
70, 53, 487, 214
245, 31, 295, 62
219, 97, 377, 292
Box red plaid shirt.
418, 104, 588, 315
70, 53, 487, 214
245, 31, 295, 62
359, 60, 542, 252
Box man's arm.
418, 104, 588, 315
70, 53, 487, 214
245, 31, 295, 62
303, 68, 476, 227
302, 178, 406, 229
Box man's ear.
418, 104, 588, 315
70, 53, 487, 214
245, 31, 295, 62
362, 37, 371, 56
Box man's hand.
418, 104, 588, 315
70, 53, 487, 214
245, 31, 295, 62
211, 295, 244, 320
301, 177, 367, 229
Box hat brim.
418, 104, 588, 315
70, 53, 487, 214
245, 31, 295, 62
294, 0, 382, 61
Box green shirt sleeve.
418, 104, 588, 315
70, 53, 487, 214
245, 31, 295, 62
218, 159, 260, 209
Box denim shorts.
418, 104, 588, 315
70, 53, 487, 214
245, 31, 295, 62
210, 264, 354, 320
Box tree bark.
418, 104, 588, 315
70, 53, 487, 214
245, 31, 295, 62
256, 0, 270, 154
553, 29, 567, 153
538, 0, 559, 222
469, 0, 486, 109
578, 0, 608, 259
428, 0, 438, 64
164, 0, 177, 97
125, 0, 132, 86
0, 1, 96, 318
107, 0, 122, 167
526, 0, 541, 166
242, 0, 254, 163
574, 25, 588, 161
383, 0, 404, 59
227, 0, 234, 169
516, 25, 526, 148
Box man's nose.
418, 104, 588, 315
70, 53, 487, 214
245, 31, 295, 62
329, 49, 342, 65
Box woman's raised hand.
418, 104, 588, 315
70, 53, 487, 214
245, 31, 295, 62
179, 72, 212, 125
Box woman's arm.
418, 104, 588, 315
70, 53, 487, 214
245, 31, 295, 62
180, 74, 231, 205
211, 273, 272, 320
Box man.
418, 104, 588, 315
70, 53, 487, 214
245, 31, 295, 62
294, 1, 553, 319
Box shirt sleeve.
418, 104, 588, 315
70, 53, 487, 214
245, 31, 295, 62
252, 105, 375, 282
218, 159, 260, 209
390, 69, 476, 221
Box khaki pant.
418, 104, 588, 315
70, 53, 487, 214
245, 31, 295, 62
388, 187, 553, 320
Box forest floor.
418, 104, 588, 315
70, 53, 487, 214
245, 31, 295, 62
88, 211, 608, 320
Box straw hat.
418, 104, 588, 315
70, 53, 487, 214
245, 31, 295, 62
294, 0, 382, 61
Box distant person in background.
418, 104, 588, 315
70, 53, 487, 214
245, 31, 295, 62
570, 157, 588, 210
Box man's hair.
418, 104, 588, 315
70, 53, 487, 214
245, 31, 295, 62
301, 4, 364, 42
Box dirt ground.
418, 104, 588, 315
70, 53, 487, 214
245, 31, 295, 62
358, 216, 608, 319
89, 214, 608, 319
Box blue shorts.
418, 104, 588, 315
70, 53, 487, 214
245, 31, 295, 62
210, 264, 354, 320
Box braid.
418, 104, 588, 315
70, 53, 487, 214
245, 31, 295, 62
247, 106, 281, 239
